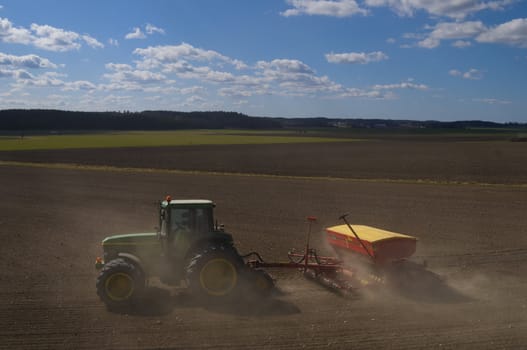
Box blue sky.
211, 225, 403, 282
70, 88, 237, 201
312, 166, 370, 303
1, 0, 526, 122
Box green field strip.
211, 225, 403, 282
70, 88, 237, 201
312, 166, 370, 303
0, 130, 355, 151
2, 160, 526, 189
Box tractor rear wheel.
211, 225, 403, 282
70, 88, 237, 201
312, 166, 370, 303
186, 245, 243, 300
96, 258, 145, 309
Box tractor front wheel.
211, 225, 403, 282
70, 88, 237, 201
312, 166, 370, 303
96, 258, 145, 309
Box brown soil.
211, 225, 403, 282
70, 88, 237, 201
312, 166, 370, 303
2, 140, 527, 184
1, 159, 526, 349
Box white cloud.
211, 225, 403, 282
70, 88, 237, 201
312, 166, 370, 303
0, 53, 74, 91
232, 99, 248, 106
153, 60, 238, 84
0, 17, 102, 51
429, 21, 487, 40
179, 86, 204, 95
145, 23, 165, 35
325, 51, 388, 64
337, 80, 428, 99
256, 58, 315, 74
134, 43, 245, 70
0, 69, 11, 78
281, 0, 368, 17
12, 69, 33, 80
103, 69, 166, 84
340, 87, 384, 98
0, 52, 57, 68
63, 80, 97, 91
218, 87, 255, 98
449, 68, 484, 80
82, 34, 104, 49
0, 17, 33, 45
159, 60, 200, 74
232, 59, 248, 70
279, 75, 341, 95
203, 70, 236, 82
476, 18, 527, 48
473, 98, 511, 104
417, 37, 440, 48
0, 68, 24, 79
14, 71, 66, 87
125, 27, 146, 39
126, 23, 165, 40
402, 32, 423, 39
142, 85, 178, 94
1, 94, 69, 109
386, 37, 396, 44
30, 23, 81, 51
185, 95, 206, 104
452, 40, 472, 47
105, 63, 133, 71
101, 62, 170, 92
463, 68, 484, 80
108, 38, 119, 47
135, 43, 227, 63
255, 58, 344, 96
417, 21, 487, 48
410, 18, 527, 49
2, 62, 95, 93
372, 81, 428, 90
364, 0, 514, 20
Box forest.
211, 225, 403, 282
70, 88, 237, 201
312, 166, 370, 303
0, 109, 525, 131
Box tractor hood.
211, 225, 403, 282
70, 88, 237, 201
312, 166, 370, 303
102, 232, 158, 246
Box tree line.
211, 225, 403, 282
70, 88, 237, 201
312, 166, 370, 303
0, 109, 281, 131
0, 109, 524, 131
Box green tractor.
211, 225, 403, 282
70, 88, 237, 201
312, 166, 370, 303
95, 196, 273, 309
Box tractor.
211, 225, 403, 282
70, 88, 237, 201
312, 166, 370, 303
95, 196, 273, 309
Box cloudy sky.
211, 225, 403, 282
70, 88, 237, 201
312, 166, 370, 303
1, 0, 526, 121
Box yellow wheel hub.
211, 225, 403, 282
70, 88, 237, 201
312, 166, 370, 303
199, 258, 237, 296
105, 272, 134, 301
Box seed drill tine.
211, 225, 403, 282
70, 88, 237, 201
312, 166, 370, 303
339, 213, 376, 261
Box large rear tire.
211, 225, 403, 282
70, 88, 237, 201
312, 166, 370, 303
186, 245, 244, 300
96, 258, 145, 309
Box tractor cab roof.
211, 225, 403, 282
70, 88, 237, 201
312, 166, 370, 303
161, 198, 215, 208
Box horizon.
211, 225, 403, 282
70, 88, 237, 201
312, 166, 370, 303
1, 1, 527, 123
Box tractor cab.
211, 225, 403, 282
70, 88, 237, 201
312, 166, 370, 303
158, 197, 232, 262
159, 197, 216, 240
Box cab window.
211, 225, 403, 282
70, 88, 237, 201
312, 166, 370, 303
170, 207, 212, 234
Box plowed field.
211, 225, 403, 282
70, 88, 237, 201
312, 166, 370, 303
1, 140, 526, 349
2, 141, 527, 184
